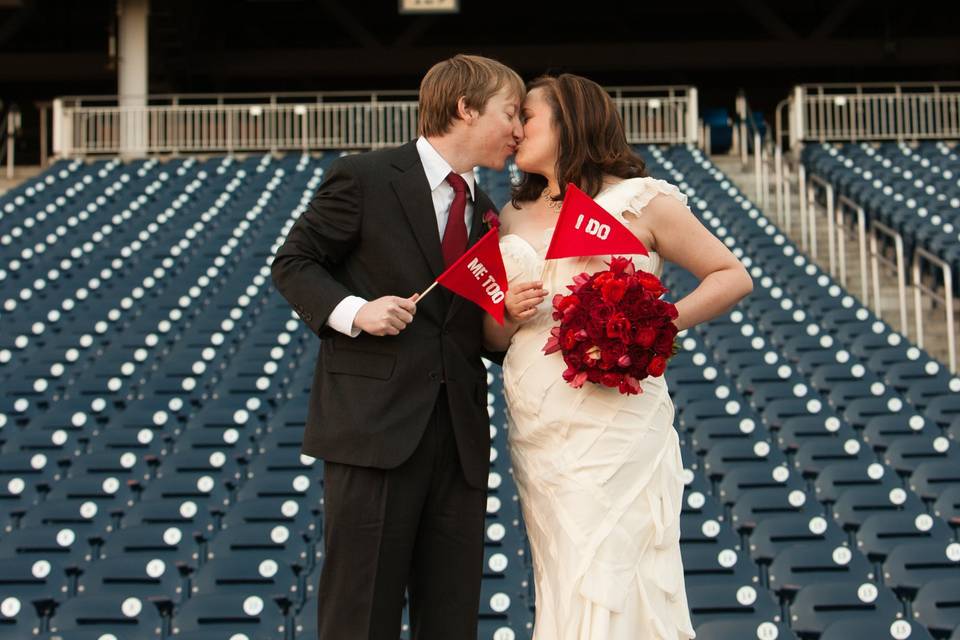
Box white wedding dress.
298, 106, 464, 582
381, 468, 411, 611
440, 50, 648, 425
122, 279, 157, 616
499, 177, 696, 640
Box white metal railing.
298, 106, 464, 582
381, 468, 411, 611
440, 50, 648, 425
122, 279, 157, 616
53, 87, 700, 158
772, 82, 960, 373
791, 82, 960, 144
912, 247, 956, 373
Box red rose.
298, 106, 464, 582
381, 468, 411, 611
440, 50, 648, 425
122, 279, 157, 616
606, 312, 632, 341
638, 272, 666, 296
635, 326, 657, 348
601, 279, 627, 304
648, 355, 667, 377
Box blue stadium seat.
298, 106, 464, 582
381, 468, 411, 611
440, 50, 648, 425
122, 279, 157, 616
171, 593, 287, 639
912, 577, 960, 637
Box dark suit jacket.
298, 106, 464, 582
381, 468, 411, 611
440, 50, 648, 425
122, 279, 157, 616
271, 140, 499, 489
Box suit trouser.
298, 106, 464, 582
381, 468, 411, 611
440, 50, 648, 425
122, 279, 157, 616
316, 387, 487, 640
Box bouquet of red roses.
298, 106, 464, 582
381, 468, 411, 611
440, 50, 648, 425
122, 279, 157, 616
542, 256, 679, 395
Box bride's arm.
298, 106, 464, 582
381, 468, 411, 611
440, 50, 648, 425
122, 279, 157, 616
631, 194, 753, 332
482, 202, 547, 351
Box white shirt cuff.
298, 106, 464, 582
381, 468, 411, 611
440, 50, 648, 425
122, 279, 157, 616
327, 295, 367, 337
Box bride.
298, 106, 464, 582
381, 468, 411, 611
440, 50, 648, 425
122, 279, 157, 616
483, 74, 753, 639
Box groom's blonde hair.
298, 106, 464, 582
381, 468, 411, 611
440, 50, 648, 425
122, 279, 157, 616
418, 54, 524, 137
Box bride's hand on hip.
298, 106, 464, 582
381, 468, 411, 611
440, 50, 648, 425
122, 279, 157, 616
506, 281, 547, 324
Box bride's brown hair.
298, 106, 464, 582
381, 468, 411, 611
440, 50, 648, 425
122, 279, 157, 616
511, 74, 647, 209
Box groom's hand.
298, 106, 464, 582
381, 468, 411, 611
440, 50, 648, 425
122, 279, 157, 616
353, 294, 419, 336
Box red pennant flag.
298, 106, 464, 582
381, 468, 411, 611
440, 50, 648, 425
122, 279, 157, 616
544, 183, 648, 260
436, 227, 508, 325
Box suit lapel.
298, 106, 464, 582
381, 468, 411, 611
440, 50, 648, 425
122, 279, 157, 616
390, 143, 446, 278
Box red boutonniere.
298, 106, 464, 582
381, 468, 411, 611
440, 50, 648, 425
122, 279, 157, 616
482, 209, 501, 231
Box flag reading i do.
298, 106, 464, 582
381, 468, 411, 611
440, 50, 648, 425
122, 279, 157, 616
423, 227, 509, 324
544, 183, 649, 260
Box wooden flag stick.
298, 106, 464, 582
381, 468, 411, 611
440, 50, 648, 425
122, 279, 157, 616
418, 280, 440, 301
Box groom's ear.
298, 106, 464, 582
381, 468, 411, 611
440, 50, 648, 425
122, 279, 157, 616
457, 96, 479, 124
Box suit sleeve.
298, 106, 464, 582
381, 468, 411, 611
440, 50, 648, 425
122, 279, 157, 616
271, 157, 363, 338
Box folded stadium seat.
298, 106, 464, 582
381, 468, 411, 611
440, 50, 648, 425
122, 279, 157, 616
780, 333, 833, 365
820, 617, 934, 640
845, 325, 906, 361
689, 416, 771, 455
718, 465, 804, 507
681, 544, 760, 588
912, 577, 960, 637
761, 397, 838, 434
477, 579, 523, 629
721, 349, 770, 377
237, 460, 323, 505
925, 393, 960, 429
171, 426, 254, 459
694, 619, 797, 640
0, 556, 70, 609
104, 396, 190, 439
813, 460, 899, 505
179, 404, 263, 444
734, 362, 809, 400
669, 369, 737, 412
76, 555, 183, 605
170, 593, 286, 639
767, 542, 875, 598
882, 539, 960, 600
884, 435, 960, 477
795, 347, 850, 378
99, 523, 201, 570
485, 518, 529, 573
19, 493, 117, 544
204, 523, 316, 573
154, 448, 244, 490
121, 497, 217, 539
0, 522, 93, 568
45, 594, 164, 638
831, 485, 926, 532
910, 460, 960, 502
749, 378, 825, 414
222, 497, 319, 542
842, 395, 912, 431
905, 372, 960, 412
776, 414, 857, 454
702, 440, 787, 482
790, 580, 904, 637
884, 358, 954, 395
685, 582, 781, 627
64, 449, 154, 487
793, 436, 877, 479
862, 413, 935, 452
856, 512, 953, 562
731, 486, 824, 534
189, 557, 301, 608
748, 514, 847, 568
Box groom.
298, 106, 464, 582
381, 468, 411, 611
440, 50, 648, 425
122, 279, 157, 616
271, 54, 524, 639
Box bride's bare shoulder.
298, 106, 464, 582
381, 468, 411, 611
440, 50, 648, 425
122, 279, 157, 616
498, 200, 525, 233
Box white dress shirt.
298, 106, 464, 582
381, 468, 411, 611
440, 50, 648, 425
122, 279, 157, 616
325, 136, 477, 337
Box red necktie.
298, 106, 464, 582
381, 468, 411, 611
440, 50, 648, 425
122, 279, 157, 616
441, 172, 469, 268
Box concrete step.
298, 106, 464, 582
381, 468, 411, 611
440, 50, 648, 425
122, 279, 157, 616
0, 165, 46, 197
708, 152, 957, 370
